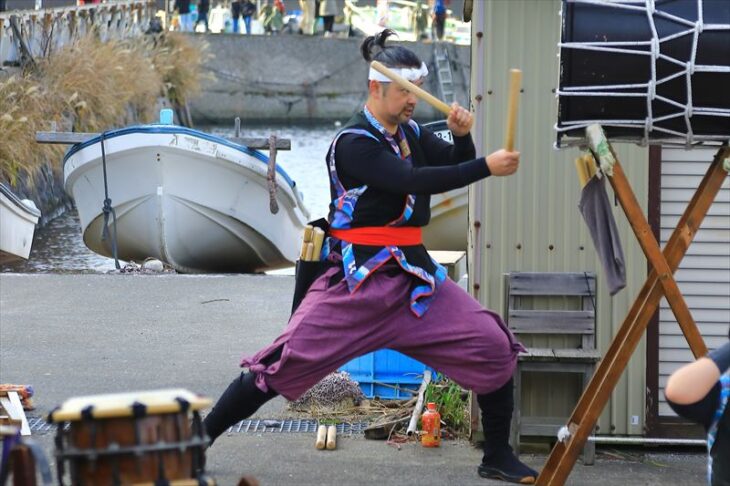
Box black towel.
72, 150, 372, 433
579, 175, 626, 296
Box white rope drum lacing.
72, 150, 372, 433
556, 0, 730, 147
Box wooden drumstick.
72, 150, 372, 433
504, 69, 522, 151
370, 61, 452, 116
311, 228, 325, 262
300, 225, 314, 260
326, 425, 337, 450
584, 153, 598, 179
315, 424, 327, 450
574, 155, 590, 188
304, 242, 314, 262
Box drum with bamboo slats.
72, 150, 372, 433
48, 389, 212, 486
557, 0, 730, 147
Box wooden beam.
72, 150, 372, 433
228, 136, 291, 151
537, 144, 729, 485
607, 159, 706, 357
0, 392, 30, 436
35, 132, 292, 150
35, 132, 95, 144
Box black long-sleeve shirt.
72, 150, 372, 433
335, 130, 488, 196
325, 114, 491, 314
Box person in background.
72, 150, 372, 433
274, 0, 285, 15
412, 0, 428, 40
241, 0, 256, 34
299, 0, 316, 35
174, 0, 193, 32
231, 0, 242, 33
376, 0, 388, 27
260, 0, 284, 34
194, 0, 210, 32
665, 327, 730, 485
319, 0, 337, 35
431, 0, 447, 41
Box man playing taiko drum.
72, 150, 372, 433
204, 29, 538, 484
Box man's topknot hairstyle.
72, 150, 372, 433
360, 29, 422, 70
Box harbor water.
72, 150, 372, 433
0, 123, 340, 274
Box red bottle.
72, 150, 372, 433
421, 402, 441, 447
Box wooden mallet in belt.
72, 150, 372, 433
300, 225, 325, 262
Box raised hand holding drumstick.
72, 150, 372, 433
448, 101, 519, 176
487, 69, 522, 177
370, 60, 521, 177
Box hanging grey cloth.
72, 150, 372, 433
579, 175, 626, 296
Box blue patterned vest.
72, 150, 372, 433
321, 109, 447, 317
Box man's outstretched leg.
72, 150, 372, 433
477, 378, 538, 484
203, 372, 278, 445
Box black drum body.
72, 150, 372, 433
557, 0, 730, 146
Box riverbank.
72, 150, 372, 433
189, 34, 470, 123
0, 272, 707, 485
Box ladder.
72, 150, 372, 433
433, 43, 455, 105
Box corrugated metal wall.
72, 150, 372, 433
469, 0, 648, 435
658, 147, 730, 417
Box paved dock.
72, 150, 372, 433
0, 273, 706, 485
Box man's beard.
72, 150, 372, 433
398, 106, 415, 122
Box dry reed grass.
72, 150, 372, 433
0, 31, 206, 186
39, 35, 163, 133
0, 75, 65, 185
149, 32, 206, 107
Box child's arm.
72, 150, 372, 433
666, 341, 729, 405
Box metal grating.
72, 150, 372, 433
28, 416, 66, 434
27, 417, 368, 435
227, 419, 369, 435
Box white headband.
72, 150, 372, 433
368, 62, 429, 82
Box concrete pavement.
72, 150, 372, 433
0, 273, 706, 485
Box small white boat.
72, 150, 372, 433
0, 183, 41, 264
64, 125, 309, 273
422, 121, 467, 251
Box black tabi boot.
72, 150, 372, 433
477, 378, 539, 484
203, 371, 279, 446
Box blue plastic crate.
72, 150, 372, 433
339, 350, 434, 399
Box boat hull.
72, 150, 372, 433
0, 184, 40, 264
421, 121, 468, 251
423, 188, 467, 251
64, 127, 309, 273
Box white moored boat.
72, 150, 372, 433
421, 121, 467, 251
0, 183, 41, 264
64, 125, 309, 273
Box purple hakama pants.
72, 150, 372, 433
242, 263, 524, 401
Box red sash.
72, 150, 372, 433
330, 227, 422, 246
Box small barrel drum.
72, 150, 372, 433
49, 389, 213, 485
557, 0, 730, 147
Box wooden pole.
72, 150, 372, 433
370, 61, 452, 115
406, 370, 432, 436
503, 69, 522, 151
267, 134, 279, 214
